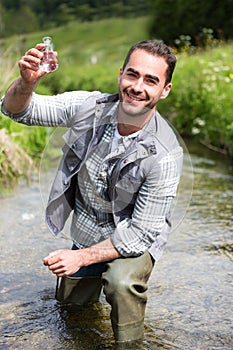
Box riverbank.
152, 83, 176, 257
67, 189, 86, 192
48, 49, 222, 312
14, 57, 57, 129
0, 128, 34, 193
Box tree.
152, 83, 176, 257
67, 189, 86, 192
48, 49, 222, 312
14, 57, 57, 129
0, 0, 151, 37
2, 4, 39, 36
149, 0, 233, 44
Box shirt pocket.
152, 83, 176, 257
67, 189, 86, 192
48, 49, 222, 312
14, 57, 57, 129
114, 174, 143, 208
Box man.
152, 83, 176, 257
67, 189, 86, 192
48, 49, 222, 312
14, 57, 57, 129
1, 40, 183, 346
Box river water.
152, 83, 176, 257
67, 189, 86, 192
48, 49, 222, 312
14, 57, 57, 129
0, 141, 233, 350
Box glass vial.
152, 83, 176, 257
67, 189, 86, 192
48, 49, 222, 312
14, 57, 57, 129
40, 36, 58, 73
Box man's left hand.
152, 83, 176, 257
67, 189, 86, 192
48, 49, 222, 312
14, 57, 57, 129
43, 249, 82, 277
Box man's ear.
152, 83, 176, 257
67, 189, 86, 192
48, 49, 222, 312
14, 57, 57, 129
160, 83, 172, 100
118, 67, 123, 84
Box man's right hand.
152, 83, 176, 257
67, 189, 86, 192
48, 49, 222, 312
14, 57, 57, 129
2, 43, 58, 115
18, 44, 49, 84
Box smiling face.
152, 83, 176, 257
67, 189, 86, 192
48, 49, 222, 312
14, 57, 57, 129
118, 49, 172, 121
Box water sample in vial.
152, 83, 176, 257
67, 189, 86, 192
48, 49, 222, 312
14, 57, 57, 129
40, 36, 58, 73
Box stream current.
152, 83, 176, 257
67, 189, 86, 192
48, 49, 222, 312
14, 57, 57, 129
0, 140, 232, 349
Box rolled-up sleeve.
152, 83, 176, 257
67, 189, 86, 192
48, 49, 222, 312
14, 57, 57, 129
111, 146, 183, 258
1, 91, 99, 127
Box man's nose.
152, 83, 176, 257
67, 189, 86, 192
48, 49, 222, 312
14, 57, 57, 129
132, 78, 144, 92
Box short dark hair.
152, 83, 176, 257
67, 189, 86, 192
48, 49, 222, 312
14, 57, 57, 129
122, 40, 177, 86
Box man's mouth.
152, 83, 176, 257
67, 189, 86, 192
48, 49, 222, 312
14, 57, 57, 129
126, 91, 145, 102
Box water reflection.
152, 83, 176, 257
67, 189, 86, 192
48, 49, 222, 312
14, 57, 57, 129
0, 145, 233, 349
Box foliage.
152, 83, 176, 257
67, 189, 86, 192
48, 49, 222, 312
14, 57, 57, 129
158, 44, 233, 156
35, 17, 150, 94
0, 17, 233, 189
0, 128, 34, 189
0, 40, 49, 188
149, 0, 233, 45
0, 42, 48, 157
0, 116, 48, 158
0, 17, 149, 187
0, 0, 150, 38
173, 28, 222, 54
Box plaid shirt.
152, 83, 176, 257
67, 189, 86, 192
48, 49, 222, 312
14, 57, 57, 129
1, 91, 183, 261
71, 122, 139, 249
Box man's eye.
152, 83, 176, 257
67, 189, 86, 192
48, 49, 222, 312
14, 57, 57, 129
127, 73, 136, 77
147, 79, 156, 84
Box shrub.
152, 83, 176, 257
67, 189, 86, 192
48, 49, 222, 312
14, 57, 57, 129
0, 128, 34, 189
159, 44, 233, 156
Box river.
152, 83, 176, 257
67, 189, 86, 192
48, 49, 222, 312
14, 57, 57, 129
0, 140, 232, 350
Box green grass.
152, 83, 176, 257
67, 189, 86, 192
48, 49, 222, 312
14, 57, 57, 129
0, 17, 150, 92
159, 44, 233, 155
37, 17, 150, 94
0, 17, 150, 186
0, 17, 232, 187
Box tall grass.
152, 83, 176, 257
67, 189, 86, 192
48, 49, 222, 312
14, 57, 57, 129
159, 44, 233, 155
0, 42, 48, 188
0, 17, 232, 188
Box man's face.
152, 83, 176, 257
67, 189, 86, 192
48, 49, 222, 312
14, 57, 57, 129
118, 49, 172, 117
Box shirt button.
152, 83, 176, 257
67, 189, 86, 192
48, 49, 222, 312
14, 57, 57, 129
63, 179, 69, 186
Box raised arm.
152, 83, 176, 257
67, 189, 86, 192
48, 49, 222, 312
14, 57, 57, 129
3, 44, 51, 114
